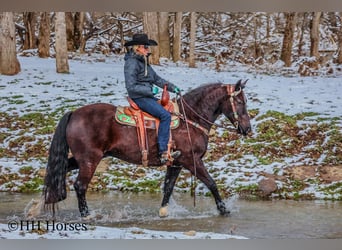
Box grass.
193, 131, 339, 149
0, 106, 341, 199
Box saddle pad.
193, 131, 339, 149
115, 106, 180, 130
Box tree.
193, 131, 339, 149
337, 12, 342, 64
310, 12, 322, 59
23, 12, 37, 50
65, 12, 75, 51
189, 12, 197, 68
297, 13, 308, 57
143, 12, 159, 65
280, 13, 297, 67
55, 12, 69, 73
74, 12, 85, 52
0, 12, 21, 75
38, 12, 50, 58
158, 12, 170, 58
173, 12, 182, 62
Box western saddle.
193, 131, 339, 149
115, 85, 180, 167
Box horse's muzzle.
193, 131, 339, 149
237, 124, 251, 136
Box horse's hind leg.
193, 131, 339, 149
73, 155, 102, 217
159, 166, 182, 217
67, 157, 79, 172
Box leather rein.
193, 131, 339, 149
176, 84, 243, 136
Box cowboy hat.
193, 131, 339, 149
124, 33, 158, 47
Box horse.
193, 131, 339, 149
42, 79, 251, 218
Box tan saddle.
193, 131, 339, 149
114, 85, 180, 166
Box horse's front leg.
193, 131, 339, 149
159, 166, 182, 217
191, 160, 230, 216
208, 180, 230, 216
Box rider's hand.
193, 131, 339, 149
174, 87, 181, 94
152, 86, 159, 95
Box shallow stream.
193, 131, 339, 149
0, 192, 341, 239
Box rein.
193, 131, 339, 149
178, 92, 198, 207
181, 99, 224, 130
177, 84, 242, 133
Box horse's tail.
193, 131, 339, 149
43, 111, 72, 210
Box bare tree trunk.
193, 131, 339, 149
158, 12, 170, 58
266, 13, 271, 39
189, 12, 197, 68
310, 12, 322, 59
55, 12, 69, 73
74, 12, 84, 52
297, 13, 307, 57
65, 12, 75, 51
328, 12, 338, 34
0, 12, 21, 75
38, 12, 50, 58
143, 12, 160, 65
23, 12, 37, 50
280, 13, 297, 67
253, 14, 262, 61
173, 12, 182, 62
338, 12, 342, 64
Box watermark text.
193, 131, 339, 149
7, 220, 88, 232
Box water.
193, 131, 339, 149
0, 191, 341, 239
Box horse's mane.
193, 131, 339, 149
182, 83, 223, 106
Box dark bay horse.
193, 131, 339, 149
43, 80, 251, 217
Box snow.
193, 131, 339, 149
1, 55, 341, 116
0, 54, 341, 238
0, 223, 246, 239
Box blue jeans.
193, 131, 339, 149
132, 97, 171, 153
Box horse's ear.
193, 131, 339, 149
235, 79, 248, 91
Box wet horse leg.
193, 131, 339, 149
159, 166, 182, 217
191, 159, 230, 216
73, 155, 102, 217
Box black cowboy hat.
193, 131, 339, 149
124, 33, 158, 47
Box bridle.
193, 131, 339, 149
226, 84, 244, 129
177, 84, 245, 134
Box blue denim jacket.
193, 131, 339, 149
124, 50, 177, 99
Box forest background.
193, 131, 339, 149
1, 12, 342, 76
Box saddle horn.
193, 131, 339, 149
161, 84, 170, 106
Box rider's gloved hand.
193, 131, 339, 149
174, 87, 181, 94
152, 86, 159, 95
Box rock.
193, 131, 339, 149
96, 158, 111, 173
319, 166, 342, 183
183, 230, 196, 236
37, 168, 46, 177
284, 166, 316, 181
258, 178, 277, 197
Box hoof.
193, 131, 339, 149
219, 210, 231, 216
159, 206, 168, 218
82, 214, 93, 221
80, 211, 90, 218
25, 198, 44, 219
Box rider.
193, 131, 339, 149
124, 33, 181, 164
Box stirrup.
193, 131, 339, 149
160, 150, 181, 164
171, 150, 181, 159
